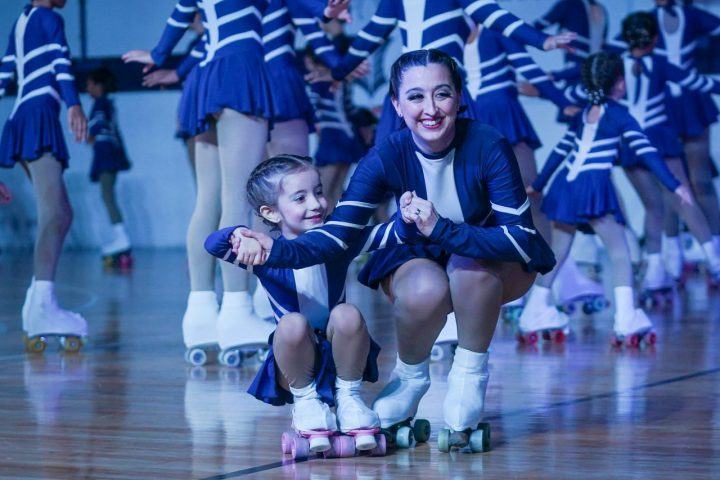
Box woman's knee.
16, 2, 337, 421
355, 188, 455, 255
275, 313, 311, 345
327, 303, 366, 338
394, 272, 450, 316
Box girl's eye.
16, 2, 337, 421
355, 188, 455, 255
294, 195, 305, 202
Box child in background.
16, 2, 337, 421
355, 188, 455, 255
205, 154, 408, 455
86, 67, 132, 267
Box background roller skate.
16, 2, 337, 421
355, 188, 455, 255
500, 297, 524, 325
553, 259, 609, 315
23, 280, 88, 353
611, 308, 657, 349
101, 223, 133, 269
182, 291, 219, 366
640, 254, 675, 308
431, 313, 457, 362
517, 301, 570, 345
216, 292, 273, 367
437, 422, 491, 453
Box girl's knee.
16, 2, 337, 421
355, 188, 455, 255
328, 303, 366, 337
275, 313, 311, 345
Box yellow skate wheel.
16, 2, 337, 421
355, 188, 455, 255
26, 336, 46, 353
61, 336, 82, 353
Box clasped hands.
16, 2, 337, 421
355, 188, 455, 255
230, 191, 440, 266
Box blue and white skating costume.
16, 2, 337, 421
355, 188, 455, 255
534, 0, 608, 82
205, 218, 406, 406
533, 100, 681, 232
263, 0, 340, 128
0, 5, 80, 168
328, 0, 550, 142
259, 119, 555, 289
175, 34, 206, 140
464, 27, 570, 150
151, 0, 274, 134
654, 1, 720, 137
88, 95, 130, 182
309, 80, 366, 167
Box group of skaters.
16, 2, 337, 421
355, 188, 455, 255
2, 0, 720, 456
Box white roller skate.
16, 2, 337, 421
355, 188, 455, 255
700, 240, 720, 289
612, 304, 656, 349
252, 281, 274, 321
500, 296, 524, 325
662, 235, 685, 287
553, 259, 609, 315
281, 382, 337, 459
182, 291, 219, 366
438, 348, 491, 453
517, 286, 569, 345
640, 253, 674, 308
323, 377, 386, 458
431, 313, 457, 362
23, 280, 88, 353
217, 291, 274, 367
371, 356, 432, 449
101, 223, 133, 269
22, 278, 35, 332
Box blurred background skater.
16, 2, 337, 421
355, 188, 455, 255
0, 0, 88, 352
85, 67, 132, 269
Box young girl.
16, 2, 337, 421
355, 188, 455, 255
204, 155, 408, 455
523, 52, 692, 346
85, 67, 132, 268
0, 0, 88, 352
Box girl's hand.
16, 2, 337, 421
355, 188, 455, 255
543, 32, 576, 52
674, 184, 695, 206
517, 81, 539, 97
239, 229, 274, 266
68, 105, 87, 142
0, 182, 11, 205
563, 105, 582, 117
122, 50, 155, 73
231, 228, 268, 266
304, 65, 333, 84
324, 0, 352, 22
143, 69, 180, 87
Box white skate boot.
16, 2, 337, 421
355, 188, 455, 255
517, 285, 569, 344
22, 278, 35, 332
438, 348, 491, 453
282, 382, 337, 458
431, 313, 457, 362
24, 280, 88, 353
217, 291, 274, 367
500, 296, 524, 324
371, 356, 432, 448
182, 291, 219, 366
553, 259, 608, 315
101, 223, 132, 269
612, 290, 656, 348
640, 253, 674, 307
335, 378, 381, 451
252, 281, 274, 321
700, 240, 720, 289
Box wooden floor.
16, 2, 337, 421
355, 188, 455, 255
1, 250, 719, 479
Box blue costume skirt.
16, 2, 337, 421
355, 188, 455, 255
266, 59, 315, 127
176, 66, 202, 139
375, 86, 479, 144
0, 97, 69, 169
472, 91, 541, 150
667, 90, 718, 138
196, 51, 274, 133
542, 168, 625, 234
90, 142, 130, 182
358, 244, 450, 290
314, 128, 366, 167
248, 329, 381, 407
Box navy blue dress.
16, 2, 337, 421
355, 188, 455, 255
88, 96, 130, 182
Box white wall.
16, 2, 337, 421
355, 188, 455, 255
1, 0, 719, 249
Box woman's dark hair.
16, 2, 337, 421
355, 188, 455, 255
246, 154, 317, 227
622, 12, 658, 50
389, 49, 463, 98
87, 66, 118, 93
581, 52, 624, 105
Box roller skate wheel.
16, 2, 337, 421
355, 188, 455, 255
309, 435, 331, 453
553, 329, 566, 343
430, 345, 444, 362
354, 433, 377, 451
102, 257, 115, 268
118, 255, 133, 269
291, 436, 310, 460
220, 349, 242, 368
281, 430, 295, 454
395, 425, 414, 449
626, 334, 641, 348
517, 331, 538, 345
60, 335, 82, 352
26, 336, 47, 353
559, 303, 575, 315
332, 435, 356, 457
644, 331, 657, 346
187, 348, 208, 366
437, 428, 451, 453
412, 419, 431, 443
369, 433, 387, 456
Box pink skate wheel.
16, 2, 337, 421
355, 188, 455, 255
337, 435, 356, 457
281, 430, 295, 454
118, 255, 133, 269
553, 330, 566, 343
644, 331, 657, 346
369, 433, 387, 456
291, 436, 310, 460
517, 331, 538, 345
626, 335, 641, 348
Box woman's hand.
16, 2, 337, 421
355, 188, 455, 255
68, 105, 87, 142
143, 68, 180, 88
674, 184, 695, 207
401, 192, 440, 237
543, 32, 576, 52
563, 105, 582, 117
122, 49, 155, 73
517, 81, 539, 97
526, 185, 541, 198
324, 0, 352, 22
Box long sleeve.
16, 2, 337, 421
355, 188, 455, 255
288, 0, 341, 69
459, 0, 547, 51
331, 0, 397, 80
501, 36, 569, 108
150, 0, 198, 66
45, 13, 79, 107
204, 226, 251, 271
427, 137, 554, 272
533, 127, 575, 191
0, 31, 16, 99
88, 99, 110, 138
665, 62, 720, 95
619, 116, 680, 192
176, 34, 205, 80
265, 149, 392, 268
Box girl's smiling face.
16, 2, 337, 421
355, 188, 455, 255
261, 168, 327, 239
